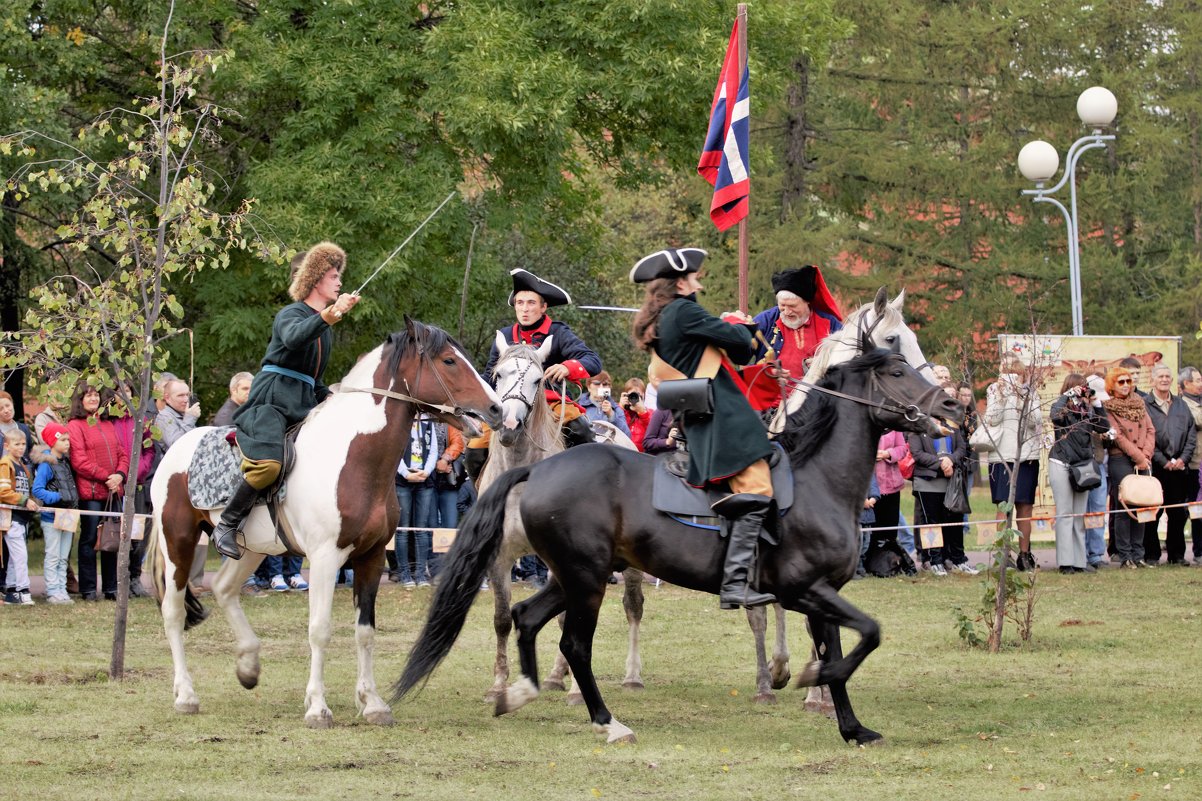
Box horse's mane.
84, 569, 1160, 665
805, 300, 904, 382
778, 348, 894, 469
384, 321, 458, 378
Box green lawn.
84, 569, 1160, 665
1, 564, 1200, 800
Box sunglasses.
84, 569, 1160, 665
1116, 378, 1133, 385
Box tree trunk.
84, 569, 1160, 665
780, 55, 810, 221
0, 196, 28, 414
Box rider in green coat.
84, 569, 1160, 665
210, 243, 360, 559
631, 248, 774, 609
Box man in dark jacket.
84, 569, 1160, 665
1143, 364, 1197, 564
631, 247, 774, 609
210, 244, 360, 559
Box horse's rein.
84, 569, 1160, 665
780, 368, 946, 427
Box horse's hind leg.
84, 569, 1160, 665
542, 615, 572, 693
808, 616, 881, 745
351, 544, 394, 726
621, 567, 644, 690
497, 581, 566, 717
210, 549, 266, 691
801, 617, 834, 718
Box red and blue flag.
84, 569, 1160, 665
697, 20, 749, 231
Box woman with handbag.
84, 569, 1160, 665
67, 380, 130, 601
1102, 367, 1156, 569
983, 355, 1044, 571
1049, 373, 1109, 573
906, 427, 974, 575
862, 430, 917, 576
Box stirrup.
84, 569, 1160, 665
212, 526, 243, 560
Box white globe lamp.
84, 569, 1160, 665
1077, 86, 1117, 128
1018, 140, 1060, 183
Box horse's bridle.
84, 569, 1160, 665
782, 358, 949, 429
337, 338, 471, 419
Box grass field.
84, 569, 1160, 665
2, 561, 1201, 801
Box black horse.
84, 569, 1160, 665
393, 348, 963, 744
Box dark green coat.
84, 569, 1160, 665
654, 296, 772, 487
233, 302, 333, 464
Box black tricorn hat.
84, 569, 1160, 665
507, 268, 572, 307
629, 248, 708, 283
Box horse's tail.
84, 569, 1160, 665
145, 489, 209, 630
391, 463, 532, 702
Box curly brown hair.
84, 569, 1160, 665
631, 278, 679, 352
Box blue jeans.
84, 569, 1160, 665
256, 554, 303, 585
1085, 469, 1109, 565
897, 511, 914, 552
42, 522, 73, 597
396, 483, 435, 583
430, 487, 459, 578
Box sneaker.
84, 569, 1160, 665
949, 562, 980, 576
47, 594, 74, 605
928, 564, 948, 576
402, 579, 416, 589
19, 591, 35, 605
1134, 560, 1156, 569
270, 575, 289, 592
130, 581, 153, 598
3, 591, 20, 604
417, 579, 430, 588
288, 575, 309, 591
479, 579, 490, 591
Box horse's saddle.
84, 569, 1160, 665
650, 443, 794, 519
187, 426, 303, 555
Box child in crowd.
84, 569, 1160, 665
0, 428, 39, 604
31, 423, 79, 604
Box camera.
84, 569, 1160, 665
625, 391, 640, 407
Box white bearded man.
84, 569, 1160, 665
752, 265, 844, 394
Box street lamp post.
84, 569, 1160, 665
1017, 86, 1117, 337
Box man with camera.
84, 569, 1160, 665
578, 372, 632, 439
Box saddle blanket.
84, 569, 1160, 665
187, 427, 244, 510
651, 443, 794, 518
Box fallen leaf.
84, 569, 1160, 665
591, 789, 602, 798
1036, 783, 1046, 791
729, 689, 739, 697
721, 765, 730, 773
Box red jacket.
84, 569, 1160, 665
68, 417, 130, 502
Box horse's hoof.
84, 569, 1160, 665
594, 719, 637, 744
483, 688, 503, 703
752, 692, 778, 705
770, 671, 790, 691
793, 660, 821, 688
305, 710, 334, 729
174, 700, 200, 714
621, 680, 645, 690
565, 692, 586, 706
364, 709, 395, 726
804, 699, 838, 719
494, 676, 538, 717
848, 729, 885, 747
237, 671, 259, 690
541, 677, 566, 692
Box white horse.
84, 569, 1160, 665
146, 320, 502, 727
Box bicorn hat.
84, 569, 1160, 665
507, 268, 572, 307
770, 265, 842, 321
289, 242, 346, 302
629, 248, 708, 283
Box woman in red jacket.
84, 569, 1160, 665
67, 381, 130, 601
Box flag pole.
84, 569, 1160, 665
736, 3, 750, 313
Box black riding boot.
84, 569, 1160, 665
211, 479, 259, 560
562, 415, 594, 448
712, 493, 776, 610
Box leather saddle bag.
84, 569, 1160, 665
657, 378, 714, 415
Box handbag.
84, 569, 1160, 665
97, 498, 122, 553
1068, 458, 1102, 492
898, 449, 915, 480
943, 465, 972, 514
969, 422, 999, 453
1118, 469, 1163, 518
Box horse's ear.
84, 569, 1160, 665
859, 322, 874, 354
889, 288, 906, 312
404, 315, 417, 337
872, 287, 888, 317
534, 337, 554, 366
494, 330, 508, 356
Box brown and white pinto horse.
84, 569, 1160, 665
146, 318, 501, 728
